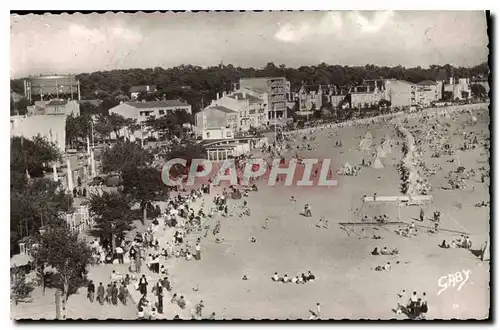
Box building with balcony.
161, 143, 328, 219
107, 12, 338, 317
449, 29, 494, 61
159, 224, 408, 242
108, 100, 192, 122
239, 77, 290, 126
194, 106, 238, 140
208, 90, 267, 132
416, 80, 440, 106
350, 85, 384, 109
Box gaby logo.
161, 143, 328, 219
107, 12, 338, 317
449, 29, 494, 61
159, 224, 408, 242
437, 269, 471, 296
161, 158, 339, 187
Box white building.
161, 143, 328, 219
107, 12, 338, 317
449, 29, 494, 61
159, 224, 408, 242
109, 100, 192, 122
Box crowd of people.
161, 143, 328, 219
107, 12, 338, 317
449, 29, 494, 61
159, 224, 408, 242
271, 271, 316, 284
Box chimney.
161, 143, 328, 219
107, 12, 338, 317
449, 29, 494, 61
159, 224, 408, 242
449, 77, 453, 85
243, 91, 247, 98
217, 93, 220, 100
146, 85, 150, 92
235, 95, 239, 100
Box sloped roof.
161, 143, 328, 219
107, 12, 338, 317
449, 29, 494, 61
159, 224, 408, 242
201, 106, 238, 114
129, 85, 157, 93
125, 100, 190, 109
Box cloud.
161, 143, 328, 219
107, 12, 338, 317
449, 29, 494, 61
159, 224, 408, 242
348, 11, 394, 33
68, 23, 143, 44
274, 11, 343, 43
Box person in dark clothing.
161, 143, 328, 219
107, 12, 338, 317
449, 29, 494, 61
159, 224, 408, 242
73, 187, 78, 198
138, 274, 148, 295
371, 247, 380, 255
105, 284, 113, 304
156, 282, 164, 314
111, 283, 118, 305
119, 283, 128, 305
161, 277, 171, 292
97, 282, 105, 305
87, 280, 95, 302
419, 208, 424, 222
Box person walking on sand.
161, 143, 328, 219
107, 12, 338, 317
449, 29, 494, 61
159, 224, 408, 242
195, 242, 202, 260
87, 280, 95, 303
419, 208, 424, 222
97, 282, 105, 305
139, 274, 148, 295
262, 217, 269, 230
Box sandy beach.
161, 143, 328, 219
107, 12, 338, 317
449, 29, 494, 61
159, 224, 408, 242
165, 104, 490, 320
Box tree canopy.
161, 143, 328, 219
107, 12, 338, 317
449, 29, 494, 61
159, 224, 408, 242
88, 191, 134, 250
101, 140, 152, 173
11, 135, 60, 179
33, 225, 93, 299
10, 136, 72, 256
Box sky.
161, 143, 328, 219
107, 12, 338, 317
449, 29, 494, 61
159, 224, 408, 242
10, 11, 489, 78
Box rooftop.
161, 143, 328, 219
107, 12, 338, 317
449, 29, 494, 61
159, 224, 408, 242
125, 100, 190, 109
200, 105, 238, 114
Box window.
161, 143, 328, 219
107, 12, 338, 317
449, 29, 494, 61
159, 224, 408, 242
159, 110, 165, 115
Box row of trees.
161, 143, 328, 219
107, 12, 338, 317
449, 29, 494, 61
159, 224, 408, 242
66, 109, 194, 150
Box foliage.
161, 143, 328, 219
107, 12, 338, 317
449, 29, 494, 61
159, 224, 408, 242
11, 136, 60, 179
11, 268, 35, 305
122, 166, 167, 224
470, 83, 487, 99
378, 99, 391, 108
10, 97, 31, 116
10, 178, 73, 255
93, 113, 137, 142
145, 110, 193, 139
88, 191, 134, 249
66, 114, 93, 149
101, 140, 152, 173
32, 225, 93, 299
10, 135, 74, 257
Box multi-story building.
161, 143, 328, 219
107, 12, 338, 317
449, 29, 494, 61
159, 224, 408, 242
350, 85, 384, 109
108, 100, 192, 122
384, 79, 417, 108
194, 106, 237, 140
209, 90, 267, 132
443, 77, 471, 100
416, 80, 440, 106
294, 85, 339, 114
239, 77, 290, 126
129, 85, 157, 100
